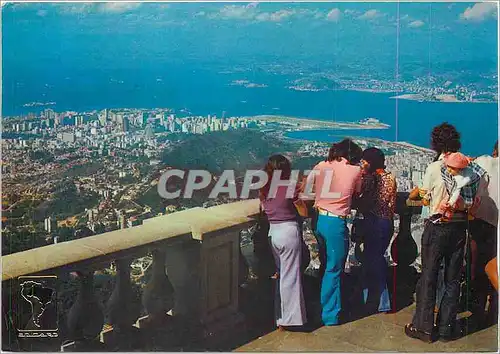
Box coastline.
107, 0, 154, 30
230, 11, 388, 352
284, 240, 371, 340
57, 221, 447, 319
392, 141, 435, 154
281, 130, 435, 155
346, 88, 399, 94
287, 87, 399, 94
390, 93, 496, 104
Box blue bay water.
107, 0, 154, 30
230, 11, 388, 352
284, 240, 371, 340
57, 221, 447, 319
285, 94, 499, 157
3, 64, 498, 156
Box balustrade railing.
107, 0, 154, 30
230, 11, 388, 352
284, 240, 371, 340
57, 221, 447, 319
2, 194, 422, 351
2, 200, 259, 351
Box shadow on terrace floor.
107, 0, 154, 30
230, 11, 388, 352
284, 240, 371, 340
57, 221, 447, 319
213, 264, 418, 351
228, 265, 496, 352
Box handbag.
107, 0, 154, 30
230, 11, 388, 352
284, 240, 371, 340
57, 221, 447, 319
351, 212, 366, 243
293, 199, 310, 218
249, 205, 275, 280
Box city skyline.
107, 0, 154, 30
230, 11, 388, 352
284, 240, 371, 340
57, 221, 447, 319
1, 3, 498, 352
2, 1, 498, 246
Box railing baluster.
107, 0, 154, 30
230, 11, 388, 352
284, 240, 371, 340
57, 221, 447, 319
2, 281, 20, 351
141, 249, 175, 326
105, 258, 141, 350
64, 271, 104, 351
137, 249, 179, 350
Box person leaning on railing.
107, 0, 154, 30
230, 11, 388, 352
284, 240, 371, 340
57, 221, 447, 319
309, 140, 363, 279
409, 142, 497, 329
404, 123, 468, 343
305, 138, 363, 326
358, 147, 397, 315
409, 184, 446, 315
259, 154, 308, 332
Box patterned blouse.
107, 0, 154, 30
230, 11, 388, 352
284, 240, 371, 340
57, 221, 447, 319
360, 170, 397, 219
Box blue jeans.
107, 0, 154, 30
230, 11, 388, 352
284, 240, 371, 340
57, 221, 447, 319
316, 214, 348, 325
362, 214, 392, 313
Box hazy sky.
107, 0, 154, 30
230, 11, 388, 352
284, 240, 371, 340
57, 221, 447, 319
3, 2, 498, 74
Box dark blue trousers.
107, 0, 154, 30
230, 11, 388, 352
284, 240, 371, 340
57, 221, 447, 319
362, 214, 392, 313
412, 221, 466, 335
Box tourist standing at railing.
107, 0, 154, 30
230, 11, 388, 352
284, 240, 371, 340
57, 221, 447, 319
306, 139, 363, 326
409, 161, 445, 315
259, 154, 307, 331
358, 147, 396, 314
313, 139, 363, 280
405, 123, 468, 343
468, 141, 498, 326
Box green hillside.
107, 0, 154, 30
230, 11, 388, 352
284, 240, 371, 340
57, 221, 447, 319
161, 129, 296, 175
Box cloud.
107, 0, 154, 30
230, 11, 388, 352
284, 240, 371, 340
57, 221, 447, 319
256, 9, 320, 22
55, 2, 143, 15
2, 2, 35, 10
296, 9, 320, 19
460, 2, 497, 22
56, 3, 96, 15
254, 12, 270, 21
98, 2, 142, 14
211, 5, 313, 23
326, 8, 341, 22
358, 9, 382, 20
214, 4, 258, 20
256, 9, 295, 22
246, 2, 259, 9
408, 20, 424, 28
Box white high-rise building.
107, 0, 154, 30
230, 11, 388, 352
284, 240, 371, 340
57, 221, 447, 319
44, 217, 56, 233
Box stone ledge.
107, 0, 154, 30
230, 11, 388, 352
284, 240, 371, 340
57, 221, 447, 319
2, 199, 260, 281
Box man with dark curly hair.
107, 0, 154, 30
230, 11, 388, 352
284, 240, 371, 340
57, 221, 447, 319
405, 123, 467, 343
429, 122, 462, 162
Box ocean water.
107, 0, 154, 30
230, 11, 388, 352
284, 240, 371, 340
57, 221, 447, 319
284, 94, 498, 157
3, 64, 498, 156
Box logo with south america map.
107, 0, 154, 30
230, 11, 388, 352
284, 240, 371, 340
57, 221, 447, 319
17, 276, 58, 338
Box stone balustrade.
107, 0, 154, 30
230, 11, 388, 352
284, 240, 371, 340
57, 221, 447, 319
1, 199, 260, 351
1, 193, 423, 351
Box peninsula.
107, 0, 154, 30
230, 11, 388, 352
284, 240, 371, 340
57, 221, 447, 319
390, 93, 495, 104
247, 115, 391, 131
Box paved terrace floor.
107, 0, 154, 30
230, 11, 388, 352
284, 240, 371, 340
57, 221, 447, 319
235, 303, 498, 352
230, 271, 498, 353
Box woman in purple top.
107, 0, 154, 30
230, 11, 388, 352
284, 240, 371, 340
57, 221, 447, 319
259, 154, 307, 330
